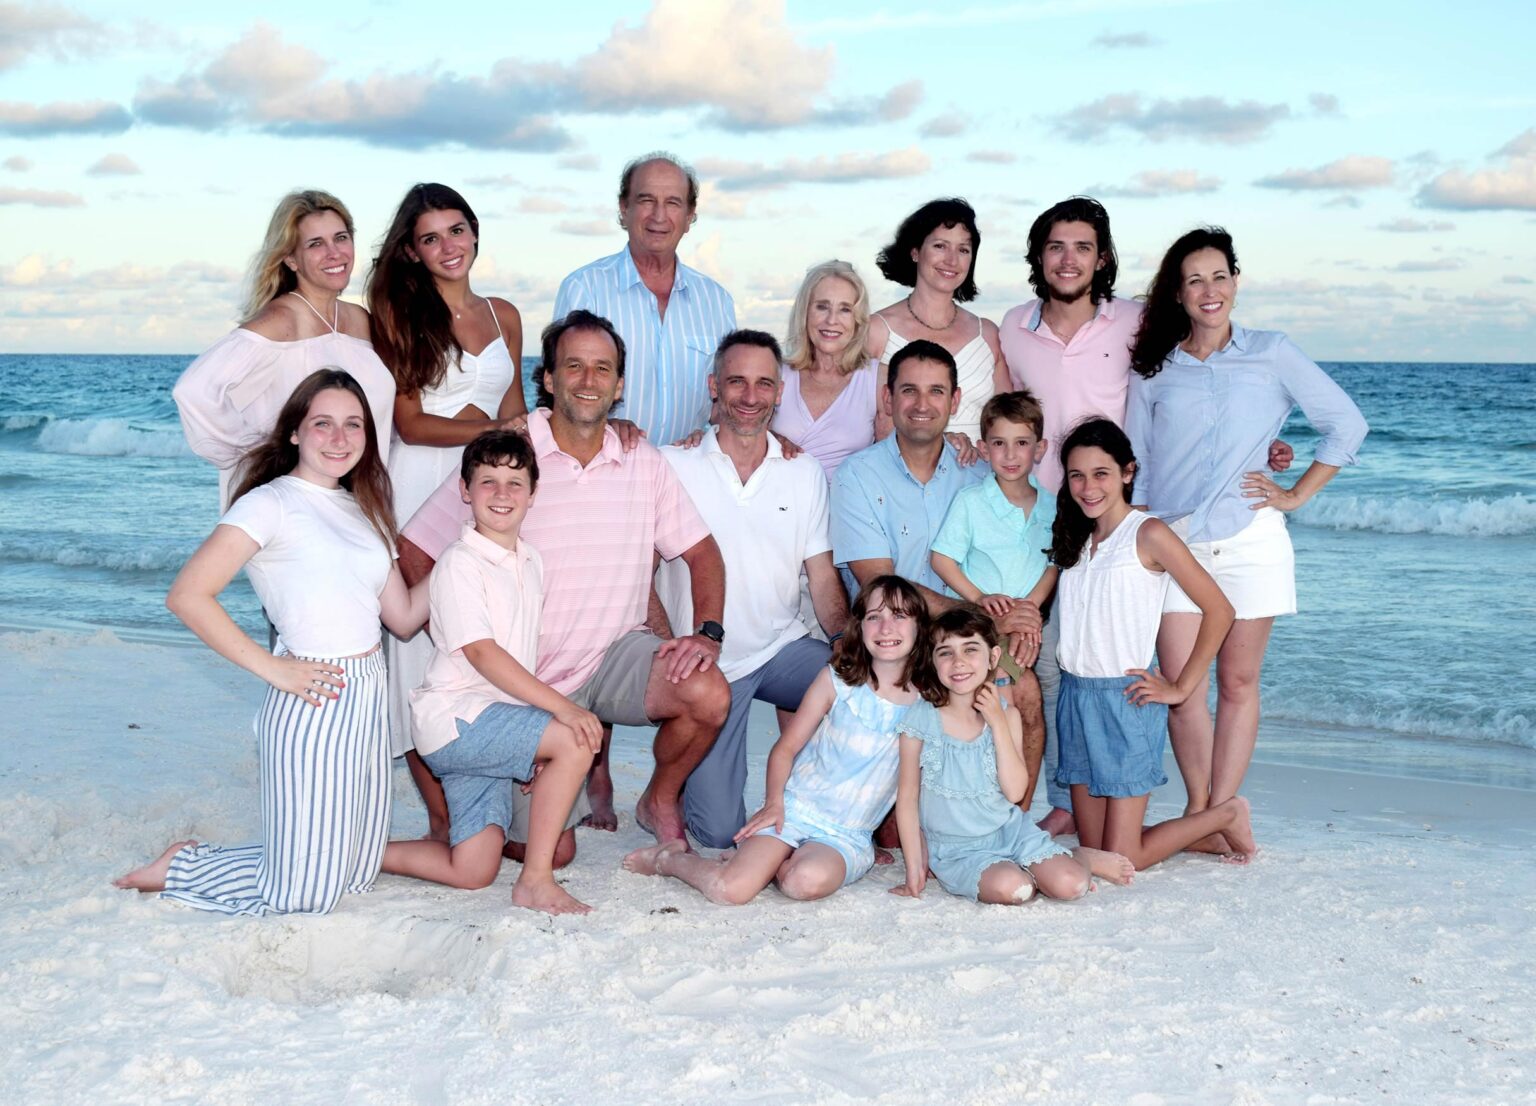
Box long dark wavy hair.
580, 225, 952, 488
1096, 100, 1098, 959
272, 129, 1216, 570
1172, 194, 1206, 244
875, 198, 981, 302
1049, 418, 1136, 570
231, 369, 398, 550
1025, 196, 1118, 305
1128, 226, 1239, 380
367, 182, 481, 397
832, 575, 931, 692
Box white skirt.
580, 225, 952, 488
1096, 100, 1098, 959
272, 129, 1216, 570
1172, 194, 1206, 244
1164, 507, 1297, 620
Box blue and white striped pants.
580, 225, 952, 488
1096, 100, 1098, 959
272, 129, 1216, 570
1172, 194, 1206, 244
161, 649, 391, 916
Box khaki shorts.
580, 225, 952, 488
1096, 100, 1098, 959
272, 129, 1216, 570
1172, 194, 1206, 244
507, 630, 664, 842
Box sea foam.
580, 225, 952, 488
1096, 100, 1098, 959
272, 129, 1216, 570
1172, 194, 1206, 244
1295, 493, 1536, 537
35, 417, 189, 458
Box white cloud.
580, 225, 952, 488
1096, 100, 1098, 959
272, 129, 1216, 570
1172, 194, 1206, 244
1418, 129, 1536, 211
131, 3, 920, 150
556, 219, 614, 237
3, 154, 30, 171
86, 152, 140, 176
517, 195, 568, 215
1390, 258, 1462, 272
1092, 169, 1221, 198
1092, 31, 1157, 48
1254, 155, 1394, 190
698, 148, 931, 191
0, 98, 131, 135
0, 186, 82, 206
1056, 94, 1289, 144
1375, 217, 1454, 233
919, 112, 968, 138
966, 149, 1017, 165
0, 2, 107, 71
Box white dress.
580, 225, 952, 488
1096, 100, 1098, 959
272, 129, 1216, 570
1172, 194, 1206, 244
386, 301, 518, 755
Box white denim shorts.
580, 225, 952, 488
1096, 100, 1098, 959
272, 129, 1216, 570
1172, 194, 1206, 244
1164, 507, 1297, 620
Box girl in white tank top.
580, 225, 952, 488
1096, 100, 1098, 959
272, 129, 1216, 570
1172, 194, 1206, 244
1048, 418, 1259, 871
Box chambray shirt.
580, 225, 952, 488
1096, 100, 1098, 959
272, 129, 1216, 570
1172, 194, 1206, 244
553, 247, 736, 446
1125, 325, 1367, 543
832, 435, 986, 592
930, 474, 1056, 598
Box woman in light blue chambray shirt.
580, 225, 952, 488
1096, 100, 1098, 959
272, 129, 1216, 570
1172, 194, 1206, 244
1124, 226, 1367, 856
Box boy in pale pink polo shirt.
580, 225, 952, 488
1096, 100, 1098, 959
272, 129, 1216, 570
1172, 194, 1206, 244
380, 431, 604, 916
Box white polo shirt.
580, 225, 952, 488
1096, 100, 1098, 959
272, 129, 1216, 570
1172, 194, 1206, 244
410, 524, 543, 757
658, 429, 831, 682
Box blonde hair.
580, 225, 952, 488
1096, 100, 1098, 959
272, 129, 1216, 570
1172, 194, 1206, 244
241, 189, 355, 322
784, 259, 871, 376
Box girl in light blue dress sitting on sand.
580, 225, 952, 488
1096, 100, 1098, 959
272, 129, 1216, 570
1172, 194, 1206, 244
623, 575, 928, 905
893, 606, 1134, 904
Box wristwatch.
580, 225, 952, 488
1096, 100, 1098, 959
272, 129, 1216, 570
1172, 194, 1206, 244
696, 620, 725, 644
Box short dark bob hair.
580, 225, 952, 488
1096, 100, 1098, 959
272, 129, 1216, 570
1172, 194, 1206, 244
875, 198, 981, 302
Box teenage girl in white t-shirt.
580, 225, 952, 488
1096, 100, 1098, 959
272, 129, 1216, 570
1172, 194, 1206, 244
116, 369, 429, 915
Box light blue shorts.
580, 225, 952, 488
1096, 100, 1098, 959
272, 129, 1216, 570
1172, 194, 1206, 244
927, 811, 1071, 901
421, 701, 553, 848
1054, 671, 1168, 799
754, 799, 875, 887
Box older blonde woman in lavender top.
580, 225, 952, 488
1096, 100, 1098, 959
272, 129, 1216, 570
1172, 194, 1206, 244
772, 260, 891, 479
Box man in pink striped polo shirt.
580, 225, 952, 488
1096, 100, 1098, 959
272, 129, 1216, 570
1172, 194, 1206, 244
400, 310, 729, 851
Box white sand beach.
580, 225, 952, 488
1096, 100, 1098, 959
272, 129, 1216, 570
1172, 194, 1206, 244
3, 627, 1533, 1105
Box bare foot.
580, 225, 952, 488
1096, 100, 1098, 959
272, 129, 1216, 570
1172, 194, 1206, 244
1037, 806, 1076, 837
511, 877, 592, 915
873, 847, 895, 866
1076, 846, 1135, 886
113, 840, 195, 892
635, 788, 687, 845
580, 765, 618, 832
622, 839, 687, 876
1218, 797, 1257, 863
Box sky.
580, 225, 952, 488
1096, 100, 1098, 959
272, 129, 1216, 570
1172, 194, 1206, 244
2, 0, 1534, 361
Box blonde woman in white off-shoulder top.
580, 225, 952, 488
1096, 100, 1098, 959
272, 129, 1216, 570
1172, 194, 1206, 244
173, 189, 398, 509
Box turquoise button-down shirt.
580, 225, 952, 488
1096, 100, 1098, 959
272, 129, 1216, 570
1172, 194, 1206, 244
930, 474, 1056, 597
1125, 325, 1367, 543
553, 247, 737, 446
832, 435, 986, 592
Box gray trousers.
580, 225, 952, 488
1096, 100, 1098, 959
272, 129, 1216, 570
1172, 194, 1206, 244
1038, 613, 1068, 811
683, 636, 831, 848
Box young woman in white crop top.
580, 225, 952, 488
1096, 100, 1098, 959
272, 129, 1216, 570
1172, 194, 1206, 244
366, 183, 529, 792
116, 370, 429, 915
1048, 418, 1256, 873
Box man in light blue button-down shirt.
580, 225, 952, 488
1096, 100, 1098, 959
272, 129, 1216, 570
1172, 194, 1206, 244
553, 153, 737, 447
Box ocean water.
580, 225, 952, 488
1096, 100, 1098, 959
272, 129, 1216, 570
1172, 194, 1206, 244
1, 354, 1532, 784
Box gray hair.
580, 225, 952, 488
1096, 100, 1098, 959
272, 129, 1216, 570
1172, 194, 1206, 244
618, 151, 700, 210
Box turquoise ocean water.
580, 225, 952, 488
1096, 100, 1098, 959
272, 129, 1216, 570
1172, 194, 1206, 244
1, 354, 1532, 786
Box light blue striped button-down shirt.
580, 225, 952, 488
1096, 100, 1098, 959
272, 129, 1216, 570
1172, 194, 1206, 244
1125, 324, 1368, 543
552, 246, 737, 445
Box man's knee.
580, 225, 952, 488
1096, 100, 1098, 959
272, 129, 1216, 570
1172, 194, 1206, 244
680, 666, 731, 726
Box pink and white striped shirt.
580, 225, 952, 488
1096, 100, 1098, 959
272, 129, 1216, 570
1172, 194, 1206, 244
401, 410, 709, 694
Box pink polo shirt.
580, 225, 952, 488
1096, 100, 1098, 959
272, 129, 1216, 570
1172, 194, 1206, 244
998, 297, 1144, 494
410, 524, 543, 757
402, 410, 710, 695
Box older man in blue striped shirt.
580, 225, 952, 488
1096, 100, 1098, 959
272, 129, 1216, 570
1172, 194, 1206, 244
552, 153, 737, 446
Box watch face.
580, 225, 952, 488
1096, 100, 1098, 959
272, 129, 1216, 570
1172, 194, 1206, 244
699, 621, 725, 642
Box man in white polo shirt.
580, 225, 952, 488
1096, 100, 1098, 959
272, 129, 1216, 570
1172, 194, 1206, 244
657, 330, 849, 848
